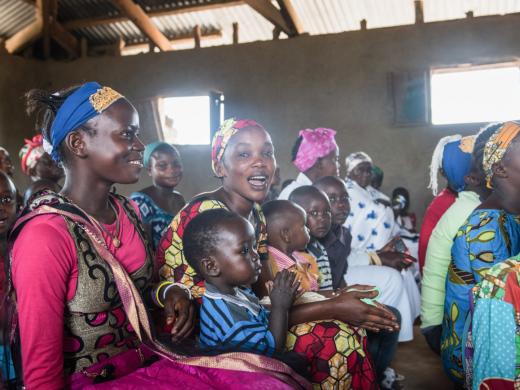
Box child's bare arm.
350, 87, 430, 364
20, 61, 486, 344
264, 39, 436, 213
268, 270, 300, 351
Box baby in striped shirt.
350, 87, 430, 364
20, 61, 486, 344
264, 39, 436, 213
183, 208, 299, 356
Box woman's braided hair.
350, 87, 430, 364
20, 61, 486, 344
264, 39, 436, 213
25, 85, 95, 164
472, 122, 503, 176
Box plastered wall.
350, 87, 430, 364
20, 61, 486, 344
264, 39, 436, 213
2, 13, 520, 219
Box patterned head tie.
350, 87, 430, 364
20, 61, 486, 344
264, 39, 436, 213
483, 121, 520, 189
293, 128, 338, 172
211, 118, 262, 176
345, 151, 372, 176
19, 134, 45, 176
46, 81, 124, 162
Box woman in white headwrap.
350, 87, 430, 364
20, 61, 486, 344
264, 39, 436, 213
344, 152, 421, 322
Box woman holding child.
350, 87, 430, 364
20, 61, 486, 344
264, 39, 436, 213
7, 83, 305, 389
157, 118, 399, 389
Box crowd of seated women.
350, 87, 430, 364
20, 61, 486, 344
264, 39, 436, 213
0, 81, 517, 390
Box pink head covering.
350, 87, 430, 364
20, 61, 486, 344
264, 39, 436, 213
293, 128, 338, 172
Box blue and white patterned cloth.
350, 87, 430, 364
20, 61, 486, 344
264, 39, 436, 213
130, 192, 174, 249
343, 179, 397, 251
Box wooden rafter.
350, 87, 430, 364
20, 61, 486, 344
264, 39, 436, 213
414, 0, 424, 24
62, 0, 243, 30
243, 0, 292, 36
6, 0, 79, 56
90, 30, 223, 54
50, 21, 80, 56
113, 0, 172, 51
42, 0, 56, 58
5, 0, 43, 54
277, 0, 304, 35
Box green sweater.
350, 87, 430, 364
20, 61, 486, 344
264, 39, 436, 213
420, 191, 481, 329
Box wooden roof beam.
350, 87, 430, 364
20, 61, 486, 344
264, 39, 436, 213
113, 0, 172, 51
244, 0, 292, 36
62, 0, 243, 30
50, 21, 80, 57
277, 0, 304, 35
91, 30, 223, 54
5, 0, 43, 54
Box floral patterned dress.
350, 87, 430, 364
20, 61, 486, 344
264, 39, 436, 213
463, 258, 520, 390
441, 209, 520, 384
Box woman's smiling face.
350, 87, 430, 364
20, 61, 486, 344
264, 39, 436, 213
81, 99, 145, 185
218, 126, 276, 204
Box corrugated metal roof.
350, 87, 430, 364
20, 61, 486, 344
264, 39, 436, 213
0, 0, 35, 38
3, 0, 520, 53
292, 0, 415, 35
424, 0, 520, 22
153, 3, 273, 46
58, 0, 120, 20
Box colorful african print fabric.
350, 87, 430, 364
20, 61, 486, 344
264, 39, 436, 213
441, 209, 520, 384
157, 196, 377, 389
267, 246, 378, 389
463, 259, 520, 390
156, 196, 268, 299
130, 192, 174, 250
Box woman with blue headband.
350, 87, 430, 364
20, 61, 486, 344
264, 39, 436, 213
131, 141, 185, 250
5, 83, 305, 389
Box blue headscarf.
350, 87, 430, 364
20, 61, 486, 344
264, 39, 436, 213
442, 139, 472, 192
143, 141, 174, 168
47, 81, 123, 161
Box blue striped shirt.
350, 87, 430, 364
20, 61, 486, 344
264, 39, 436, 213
199, 283, 275, 356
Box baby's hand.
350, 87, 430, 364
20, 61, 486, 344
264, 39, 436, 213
269, 270, 300, 310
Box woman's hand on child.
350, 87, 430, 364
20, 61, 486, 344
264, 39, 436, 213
330, 287, 399, 333
164, 286, 196, 342
269, 270, 300, 310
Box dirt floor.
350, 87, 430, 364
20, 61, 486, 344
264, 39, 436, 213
393, 326, 453, 390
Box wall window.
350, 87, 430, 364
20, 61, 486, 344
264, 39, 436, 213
431, 63, 520, 125
158, 92, 224, 145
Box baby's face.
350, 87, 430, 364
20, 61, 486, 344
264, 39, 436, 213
214, 218, 262, 287
286, 207, 311, 251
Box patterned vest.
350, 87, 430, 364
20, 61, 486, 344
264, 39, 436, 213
29, 194, 155, 375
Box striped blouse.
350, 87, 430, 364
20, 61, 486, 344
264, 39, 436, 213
199, 283, 275, 356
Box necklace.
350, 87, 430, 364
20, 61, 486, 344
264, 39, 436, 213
92, 200, 121, 248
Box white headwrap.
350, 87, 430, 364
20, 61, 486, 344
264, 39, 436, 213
428, 134, 462, 196
345, 151, 373, 176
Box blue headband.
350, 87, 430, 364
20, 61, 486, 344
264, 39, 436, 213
143, 141, 174, 168
442, 140, 472, 192
48, 81, 123, 161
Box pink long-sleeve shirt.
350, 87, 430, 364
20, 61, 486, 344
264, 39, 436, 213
12, 200, 146, 389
